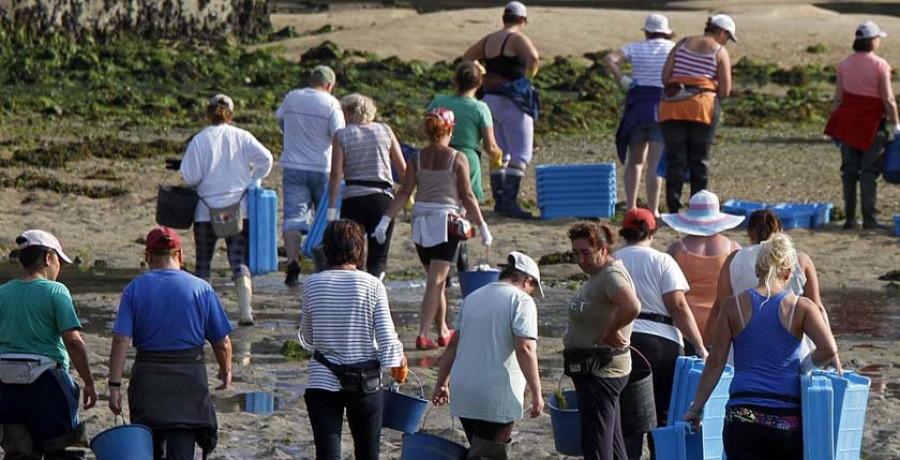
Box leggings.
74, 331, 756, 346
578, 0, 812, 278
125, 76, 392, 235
193, 219, 250, 279
484, 94, 534, 166
340, 193, 394, 278
573, 375, 629, 460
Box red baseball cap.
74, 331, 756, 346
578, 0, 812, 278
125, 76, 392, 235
146, 227, 182, 253
623, 208, 657, 232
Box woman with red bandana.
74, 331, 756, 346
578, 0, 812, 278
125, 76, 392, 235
375, 108, 492, 350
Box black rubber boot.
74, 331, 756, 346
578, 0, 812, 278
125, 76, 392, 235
842, 178, 857, 230
467, 436, 510, 460
499, 174, 533, 219
284, 260, 301, 286
490, 171, 505, 213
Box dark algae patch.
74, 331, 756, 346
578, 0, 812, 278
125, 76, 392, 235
0, 32, 849, 195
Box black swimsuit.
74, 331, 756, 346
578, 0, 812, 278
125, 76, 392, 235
483, 33, 527, 81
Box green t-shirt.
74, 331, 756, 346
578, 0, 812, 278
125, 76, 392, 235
0, 279, 82, 369
427, 94, 493, 160
563, 261, 634, 378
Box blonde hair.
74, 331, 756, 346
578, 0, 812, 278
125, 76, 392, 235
755, 233, 797, 293
341, 93, 377, 124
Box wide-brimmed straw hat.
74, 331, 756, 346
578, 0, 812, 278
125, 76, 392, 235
661, 190, 744, 236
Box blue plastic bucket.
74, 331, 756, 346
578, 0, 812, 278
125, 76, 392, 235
401, 432, 468, 460
458, 269, 500, 298
884, 140, 900, 184
548, 389, 582, 456
90, 423, 154, 460
383, 388, 428, 433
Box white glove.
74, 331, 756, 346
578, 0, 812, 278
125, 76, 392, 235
479, 222, 493, 247
619, 75, 633, 88
893, 124, 900, 138
326, 208, 339, 222
373, 216, 391, 245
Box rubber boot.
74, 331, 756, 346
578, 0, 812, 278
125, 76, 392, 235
1, 424, 40, 460
467, 436, 510, 460
42, 422, 87, 460
236, 275, 254, 326
490, 170, 505, 213
861, 175, 883, 228
283, 230, 303, 286
499, 174, 533, 219
842, 177, 857, 230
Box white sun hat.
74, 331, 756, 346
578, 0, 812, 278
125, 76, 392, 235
661, 190, 745, 236
856, 21, 887, 39
710, 14, 738, 43
642, 14, 672, 35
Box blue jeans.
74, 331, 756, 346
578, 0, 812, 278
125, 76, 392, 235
283, 168, 329, 233
305, 389, 382, 460
0, 368, 80, 447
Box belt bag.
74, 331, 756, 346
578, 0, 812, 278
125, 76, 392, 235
448, 214, 474, 241
314, 351, 382, 394
563, 347, 627, 378
663, 83, 715, 102
201, 192, 245, 238
0, 354, 57, 384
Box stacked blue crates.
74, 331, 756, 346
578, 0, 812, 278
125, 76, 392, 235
653, 356, 733, 460
721, 200, 833, 229
248, 187, 278, 275
536, 163, 616, 220
803, 371, 871, 460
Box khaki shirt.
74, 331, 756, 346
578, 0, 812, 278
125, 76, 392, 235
563, 261, 634, 378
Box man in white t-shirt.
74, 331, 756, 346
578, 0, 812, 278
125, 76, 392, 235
432, 251, 544, 459
276, 65, 345, 285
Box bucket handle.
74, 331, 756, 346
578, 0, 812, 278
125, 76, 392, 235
419, 404, 467, 444
629, 345, 652, 370
387, 368, 425, 400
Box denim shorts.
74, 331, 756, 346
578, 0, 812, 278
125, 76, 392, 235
283, 168, 329, 232
629, 122, 665, 144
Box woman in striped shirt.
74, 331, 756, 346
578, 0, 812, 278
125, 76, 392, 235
659, 15, 736, 214
327, 93, 407, 279
606, 14, 676, 217
300, 220, 406, 460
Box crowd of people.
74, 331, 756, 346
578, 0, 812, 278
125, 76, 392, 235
0, 1, 892, 459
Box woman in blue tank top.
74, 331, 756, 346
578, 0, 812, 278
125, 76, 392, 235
683, 233, 840, 459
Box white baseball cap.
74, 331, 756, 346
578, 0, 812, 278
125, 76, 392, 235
505, 1, 527, 18
642, 14, 672, 35
856, 21, 887, 39
503, 251, 544, 297
710, 14, 738, 43
16, 230, 73, 264
208, 94, 234, 112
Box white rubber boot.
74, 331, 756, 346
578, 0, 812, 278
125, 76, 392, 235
236, 275, 254, 326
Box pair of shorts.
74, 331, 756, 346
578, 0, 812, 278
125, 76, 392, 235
629, 122, 665, 144
283, 168, 329, 233
415, 238, 460, 265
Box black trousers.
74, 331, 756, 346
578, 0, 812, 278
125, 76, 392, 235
152, 429, 197, 460
624, 333, 684, 459
305, 388, 382, 460
340, 193, 394, 278
840, 129, 886, 224
661, 105, 720, 213
573, 375, 630, 460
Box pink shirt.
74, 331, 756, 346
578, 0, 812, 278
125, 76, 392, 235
837, 52, 891, 99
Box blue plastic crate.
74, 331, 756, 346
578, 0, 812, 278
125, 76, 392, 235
302, 183, 343, 259
540, 203, 616, 220
665, 356, 733, 460
771, 203, 833, 229
816, 203, 834, 226
248, 187, 278, 276
818, 371, 870, 459
721, 199, 767, 226
802, 373, 835, 460
894, 215, 900, 237
770, 203, 816, 229
537, 194, 617, 206
651, 422, 690, 460
535, 163, 616, 176
537, 189, 617, 201
536, 178, 616, 190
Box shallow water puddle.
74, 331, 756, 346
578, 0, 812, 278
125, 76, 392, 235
822, 288, 900, 340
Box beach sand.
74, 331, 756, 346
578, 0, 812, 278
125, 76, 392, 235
2, 1, 900, 458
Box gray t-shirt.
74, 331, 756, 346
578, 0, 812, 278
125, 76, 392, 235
449, 282, 538, 423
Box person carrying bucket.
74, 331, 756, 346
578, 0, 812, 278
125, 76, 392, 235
0, 230, 97, 459
107, 227, 233, 460
180, 94, 274, 325
824, 21, 900, 230
431, 251, 544, 458
564, 222, 641, 460
277, 65, 346, 285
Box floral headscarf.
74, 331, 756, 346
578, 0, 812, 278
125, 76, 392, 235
425, 107, 455, 128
